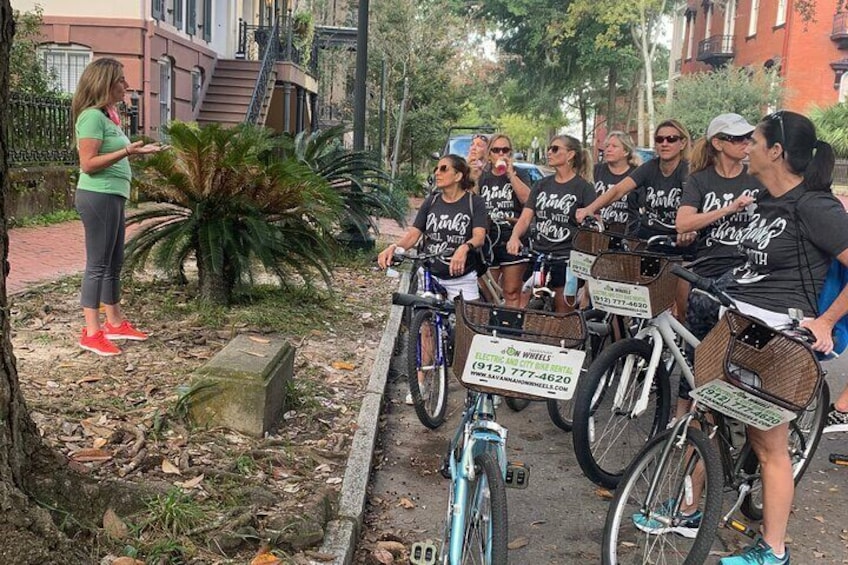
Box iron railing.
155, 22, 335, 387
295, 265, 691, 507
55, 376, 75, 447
244, 17, 280, 125
698, 34, 734, 58
7, 92, 139, 167
236, 11, 319, 76
833, 12, 848, 49
835, 159, 848, 188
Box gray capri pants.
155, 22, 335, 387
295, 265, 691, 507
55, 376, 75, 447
75, 189, 126, 309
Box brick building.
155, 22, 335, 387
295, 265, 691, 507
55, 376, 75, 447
668, 0, 848, 112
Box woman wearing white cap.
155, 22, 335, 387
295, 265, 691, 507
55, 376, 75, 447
674, 113, 763, 412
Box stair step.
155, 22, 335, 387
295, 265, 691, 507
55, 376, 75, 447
212, 69, 260, 80
215, 59, 262, 70
207, 77, 259, 88
196, 110, 247, 122
201, 102, 250, 114
203, 93, 253, 105
205, 84, 255, 96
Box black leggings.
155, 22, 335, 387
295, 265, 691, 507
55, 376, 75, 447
75, 190, 125, 309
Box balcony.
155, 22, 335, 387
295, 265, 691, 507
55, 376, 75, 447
697, 35, 735, 68
833, 12, 848, 50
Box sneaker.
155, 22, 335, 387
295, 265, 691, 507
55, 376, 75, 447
824, 404, 848, 433
79, 329, 121, 357
632, 498, 702, 539
719, 537, 789, 564
103, 320, 148, 341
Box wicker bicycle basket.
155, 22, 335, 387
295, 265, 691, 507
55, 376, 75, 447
452, 298, 587, 400
589, 251, 680, 317
572, 228, 645, 256
693, 310, 823, 412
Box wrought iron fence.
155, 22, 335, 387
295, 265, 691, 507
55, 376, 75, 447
236, 12, 319, 75
245, 17, 281, 125
698, 34, 734, 57
835, 159, 848, 188
7, 92, 139, 167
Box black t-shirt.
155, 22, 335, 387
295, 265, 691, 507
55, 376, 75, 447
477, 168, 532, 243
412, 191, 488, 279
593, 163, 638, 234
680, 166, 763, 278
629, 159, 689, 239
525, 175, 597, 254
727, 185, 848, 316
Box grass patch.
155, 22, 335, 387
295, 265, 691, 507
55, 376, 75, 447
139, 489, 207, 538
9, 209, 80, 228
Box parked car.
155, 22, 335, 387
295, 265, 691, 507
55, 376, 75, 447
634, 146, 656, 164
513, 161, 553, 185
432, 125, 496, 159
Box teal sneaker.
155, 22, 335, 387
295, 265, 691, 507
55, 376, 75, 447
632, 499, 702, 539
719, 538, 790, 564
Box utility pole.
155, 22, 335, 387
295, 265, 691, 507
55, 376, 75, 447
353, 0, 369, 150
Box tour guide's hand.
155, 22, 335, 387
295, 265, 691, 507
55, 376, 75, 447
575, 208, 591, 224
449, 246, 468, 277
126, 140, 168, 156
377, 244, 396, 270
731, 194, 755, 213
677, 231, 697, 246
506, 237, 521, 256
801, 316, 835, 354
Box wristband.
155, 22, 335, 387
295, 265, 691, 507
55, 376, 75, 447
466, 242, 475, 251
124, 147, 130, 157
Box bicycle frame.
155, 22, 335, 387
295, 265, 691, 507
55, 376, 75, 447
444, 392, 508, 564
614, 311, 699, 419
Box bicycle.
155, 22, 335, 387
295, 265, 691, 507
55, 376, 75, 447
390, 248, 456, 429
602, 265, 829, 565
410, 297, 586, 565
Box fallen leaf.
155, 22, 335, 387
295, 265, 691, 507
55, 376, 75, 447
332, 361, 356, 370
594, 487, 614, 500
250, 553, 281, 565
112, 558, 145, 565
283, 483, 301, 494
375, 540, 406, 556
814, 515, 825, 523
398, 497, 415, 509
249, 336, 271, 344
70, 448, 112, 462
161, 459, 181, 475
238, 349, 267, 358
93, 437, 108, 449
372, 548, 394, 564
103, 508, 128, 539
175, 474, 204, 489
508, 536, 530, 549
326, 477, 342, 485
76, 375, 101, 384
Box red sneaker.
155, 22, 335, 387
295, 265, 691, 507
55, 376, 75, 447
103, 320, 149, 341
79, 329, 121, 356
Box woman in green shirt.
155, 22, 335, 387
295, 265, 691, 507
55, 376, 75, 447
72, 57, 164, 356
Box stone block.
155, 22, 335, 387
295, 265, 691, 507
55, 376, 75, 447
187, 334, 294, 437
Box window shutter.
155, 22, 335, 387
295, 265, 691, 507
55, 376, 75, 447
175, 0, 184, 30
187, 0, 196, 35
152, 0, 163, 20
202, 0, 211, 42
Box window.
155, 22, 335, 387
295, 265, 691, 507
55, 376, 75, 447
705, 4, 713, 37
686, 14, 695, 59
840, 73, 848, 104
153, 0, 163, 20
724, 0, 736, 36
40, 45, 91, 93
187, 0, 197, 35
748, 0, 759, 36
159, 57, 173, 137
776, 0, 787, 26
191, 67, 204, 111
172, 0, 184, 31
202, 0, 212, 42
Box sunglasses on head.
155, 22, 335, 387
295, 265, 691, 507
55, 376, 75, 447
715, 133, 752, 144
654, 135, 682, 144
547, 145, 565, 153
473, 134, 489, 142
435, 164, 453, 173
768, 111, 786, 158
490, 146, 511, 154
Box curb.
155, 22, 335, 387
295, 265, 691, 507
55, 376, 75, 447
312, 272, 408, 564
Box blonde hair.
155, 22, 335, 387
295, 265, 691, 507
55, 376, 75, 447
655, 119, 692, 162
551, 134, 594, 183
485, 133, 513, 163
605, 131, 641, 168
688, 137, 719, 174
71, 58, 124, 130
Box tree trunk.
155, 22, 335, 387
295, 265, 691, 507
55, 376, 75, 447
0, 3, 101, 561
607, 66, 617, 131
196, 238, 231, 306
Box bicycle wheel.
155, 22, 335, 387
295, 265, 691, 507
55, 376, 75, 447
602, 426, 723, 565
740, 380, 830, 521
407, 309, 448, 429
547, 311, 613, 432
572, 338, 672, 488
456, 451, 508, 565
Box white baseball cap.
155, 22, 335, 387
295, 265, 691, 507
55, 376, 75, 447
706, 113, 755, 140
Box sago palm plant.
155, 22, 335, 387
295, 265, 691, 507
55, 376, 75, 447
127, 121, 340, 305
810, 102, 848, 159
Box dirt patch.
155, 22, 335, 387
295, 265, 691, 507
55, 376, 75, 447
10, 262, 396, 564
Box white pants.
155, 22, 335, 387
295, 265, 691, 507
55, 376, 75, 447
418, 269, 480, 301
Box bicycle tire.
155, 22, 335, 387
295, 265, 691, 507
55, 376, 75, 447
458, 451, 508, 565
740, 379, 830, 521
547, 312, 613, 432
602, 426, 723, 565
401, 268, 420, 331
572, 338, 671, 488
407, 309, 449, 429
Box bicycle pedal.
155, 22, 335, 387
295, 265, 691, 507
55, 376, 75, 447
505, 461, 530, 488
830, 453, 848, 466
409, 541, 438, 565
727, 518, 758, 539
439, 461, 451, 479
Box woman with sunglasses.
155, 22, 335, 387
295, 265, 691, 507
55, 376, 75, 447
506, 135, 596, 312
475, 133, 533, 307
577, 119, 696, 255
673, 113, 762, 414
594, 131, 641, 234
715, 111, 848, 564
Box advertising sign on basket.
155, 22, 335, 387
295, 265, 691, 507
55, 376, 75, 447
689, 379, 797, 430
588, 278, 653, 318
569, 250, 595, 280
461, 335, 586, 400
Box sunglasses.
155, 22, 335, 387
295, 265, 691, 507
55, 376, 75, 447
654, 135, 682, 144
490, 146, 511, 154
768, 111, 786, 158
435, 164, 453, 173
547, 145, 565, 153
715, 133, 752, 144
473, 134, 489, 142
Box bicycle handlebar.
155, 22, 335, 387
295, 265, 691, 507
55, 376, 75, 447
392, 291, 454, 311
646, 234, 677, 247
670, 264, 735, 308
390, 247, 453, 266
